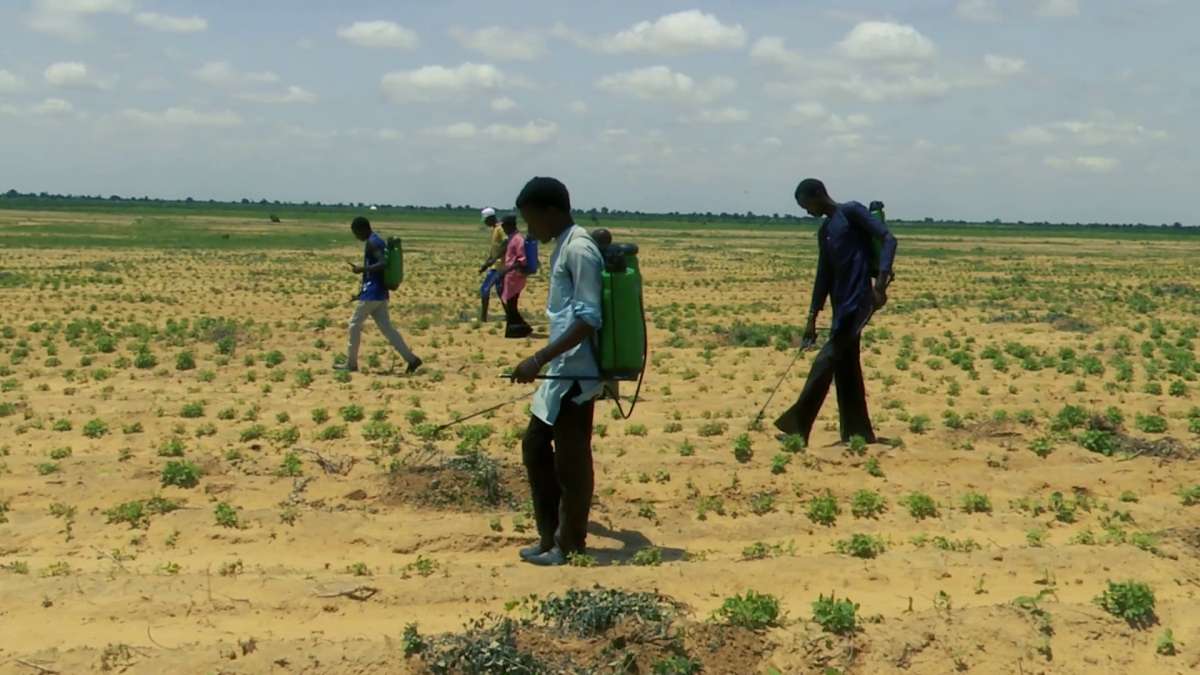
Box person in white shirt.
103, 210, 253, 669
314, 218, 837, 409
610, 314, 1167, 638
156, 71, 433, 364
509, 177, 604, 567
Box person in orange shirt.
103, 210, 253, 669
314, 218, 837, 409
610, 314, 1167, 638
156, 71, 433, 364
497, 214, 533, 338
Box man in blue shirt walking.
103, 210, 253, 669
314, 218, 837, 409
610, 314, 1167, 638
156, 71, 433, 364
775, 178, 897, 446
337, 216, 422, 374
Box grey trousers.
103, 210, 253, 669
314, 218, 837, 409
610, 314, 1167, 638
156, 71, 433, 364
346, 300, 416, 368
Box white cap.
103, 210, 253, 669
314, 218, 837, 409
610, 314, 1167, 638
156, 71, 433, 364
480, 207, 496, 222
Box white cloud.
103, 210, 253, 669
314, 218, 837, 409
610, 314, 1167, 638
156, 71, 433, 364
193, 61, 279, 87
381, 63, 510, 103
1036, 0, 1081, 18
599, 10, 745, 55
596, 66, 735, 104
44, 61, 106, 88
426, 120, 558, 144
31, 97, 73, 116
762, 136, 783, 148
837, 21, 937, 62
122, 106, 243, 128
1008, 126, 1056, 145
826, 113, 872, 132
134, 12, 207, 33
985, 54, 1026, 75
783, 73, 951, 103
484, 120, 559, 144
378, 128, 404, 142
750, 36, 805, 69
491, 97, 517, 112
1045, 155, 1117, 173
569, 100, 588, 114
29, 0, 133, 39
791, 102, 828, 121
238, 85, 317, 104
684, 107, 750, 125
428, 122, 479, 139
956, 0, 1000, 22
450, 26, 545, 61
0, 70, 24, 94
337, 20, 419, 49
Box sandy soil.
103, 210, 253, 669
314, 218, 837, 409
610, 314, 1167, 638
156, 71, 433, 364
1, 212, 1199, 674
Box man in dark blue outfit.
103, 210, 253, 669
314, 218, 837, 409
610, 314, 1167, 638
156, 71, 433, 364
775, 178, 897, 445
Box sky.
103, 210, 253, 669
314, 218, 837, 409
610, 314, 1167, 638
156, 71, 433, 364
0, 0, 1196, 224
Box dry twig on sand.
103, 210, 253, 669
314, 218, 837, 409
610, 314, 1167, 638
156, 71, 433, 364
296, 447, 354, 475
13, 659, 58, 674
314, 585, 380, 601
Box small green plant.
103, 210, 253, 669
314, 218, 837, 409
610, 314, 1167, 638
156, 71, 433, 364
1156, 628, 1177, 656
960, 492, 992, 514
714, 590, 781, 629
1095, 580, 1156, 628
908, 415, 931, 434
677, 439, 695, 457
52, 418, 72, 432
1179, 485, 1200, 506
277, 451, 303, 477
850, 489, 886, 519
82, 418, 109, 438
698, 420, 727, 437
770, 453, 790, 474
779, 434, 806, 453
812, 593, 858, 635
339, 404, 365, 422
37, 462, 60, 475
311, 407, 330, 424
213, 502, 239, 528
402, 623, 426, 657
865, 457, 884, 477
835, 534, 885, 559
316, 425, 347, 441
732, 433, 753, 463
847, 435, 868, 455
626, 423, 648, 437
175, 351, 195, 371
1026, 528, 1047, 547
1135, 414, 1167, 434
750, 491, 775, 515
346, 561, 371, 576
902, 492, 939, 520
48, 447, 72, 460
807, 491, 840, 526
631, 547, 663, 567
161, 460, 201, 488
157, 437, 186, 457
180, 402, 204, 418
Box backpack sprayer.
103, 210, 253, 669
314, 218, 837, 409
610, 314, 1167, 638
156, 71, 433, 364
442, 228, 648, 432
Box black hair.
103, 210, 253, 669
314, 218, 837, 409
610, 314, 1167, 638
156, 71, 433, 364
351, 216, 371, 232
501, 214, 518, 229
515, 176, 570, 212
794, 178, 829, 203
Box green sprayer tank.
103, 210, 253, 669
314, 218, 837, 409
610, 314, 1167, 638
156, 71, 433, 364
867, 201, 886, 279
598, 242, 645, 381
384, 237, 404, 290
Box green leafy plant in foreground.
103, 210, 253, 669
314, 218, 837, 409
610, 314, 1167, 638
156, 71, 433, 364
715, 590, 781, 629
1095, 580, 1156, 629
812, 594, 858, 635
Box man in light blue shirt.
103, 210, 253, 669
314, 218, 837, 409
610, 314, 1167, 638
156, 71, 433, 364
510, 176, 604, 567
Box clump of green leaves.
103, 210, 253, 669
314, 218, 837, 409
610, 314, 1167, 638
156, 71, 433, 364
732, 433, 753, 463
812, 594, 858, 635
960, 492, 992, 514
536, 587, 669, 637
1095, 580, 1156, 629
213, 502, 239, 528
161, 460, 201, 488
1179, 485, 1200, 506
835, 534, 885, 559
714, 591, 781, 630
902, 492, 939, 520
850, 489, 886, 519
807, 491, 840, 526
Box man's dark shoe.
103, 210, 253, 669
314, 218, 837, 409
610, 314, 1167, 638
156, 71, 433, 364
405, 358, 423, 375
519, 542, 554, 561
525, 547, 567, 567
505, 324, 534, 339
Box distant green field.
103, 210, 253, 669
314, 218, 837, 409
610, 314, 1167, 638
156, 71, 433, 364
0, 197, 1197, 249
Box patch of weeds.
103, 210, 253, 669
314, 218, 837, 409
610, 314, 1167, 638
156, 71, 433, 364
779, 434, 806, 453
835, 534, 885, 559
276, 451, 303, 477
631, 547, 663, 567
316, 424, 348, 441
933, 536, 981, 553
82, 418, 109, 438
732, 433, 753, 463
1156, 628, 1177, 656
213, 502, 239, 528
850, 489, 886, 519
339, 404, 365, 423
161, 460, 201, 488
1135, 414, 1167, 434
1178, 485, 1200, 506
180, 402, 205, 418
698, 421, 727, 437
812, 594, 858, 635
864, 457, 884, 477
157, 437, 186, 457
960, 492, 992, 514
902, 492, 939, 520
908, 415, 931, 434
1095, 580, 1156, 628
715, 590, 781, 630
807, 491, 840, 526
770, 453, 791, 474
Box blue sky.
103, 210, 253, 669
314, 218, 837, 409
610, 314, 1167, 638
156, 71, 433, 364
0, 0, 1195, 224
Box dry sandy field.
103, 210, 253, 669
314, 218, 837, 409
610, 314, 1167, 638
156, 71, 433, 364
2, 209, 1200, 674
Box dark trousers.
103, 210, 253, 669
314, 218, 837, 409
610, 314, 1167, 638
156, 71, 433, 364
522, 387, 596, 555
775, 306, 875, 444
504, 292, 530, 330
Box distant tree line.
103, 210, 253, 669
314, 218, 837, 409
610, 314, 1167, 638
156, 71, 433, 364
1, 188, 1193, 230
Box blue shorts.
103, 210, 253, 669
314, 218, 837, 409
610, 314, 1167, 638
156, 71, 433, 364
480, 269, 503, 300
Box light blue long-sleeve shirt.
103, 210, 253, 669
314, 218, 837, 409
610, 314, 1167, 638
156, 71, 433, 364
531, 224, 605, 425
